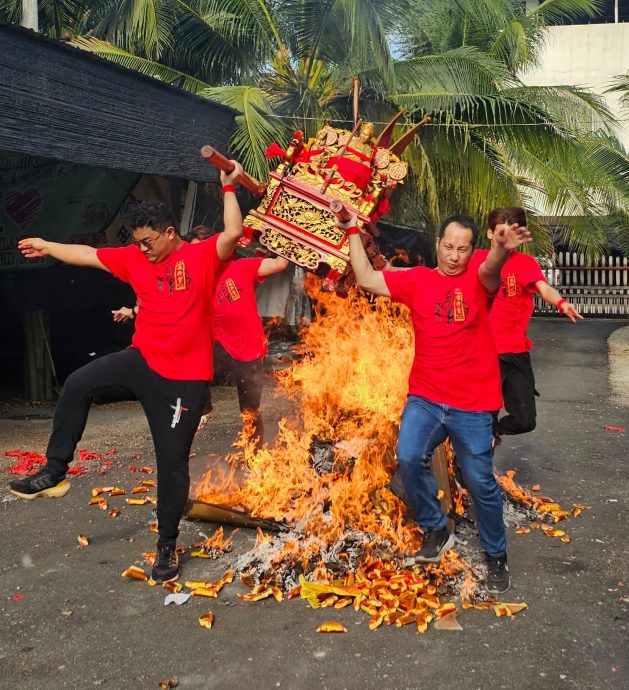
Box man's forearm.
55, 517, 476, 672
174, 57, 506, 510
479, 245, 510, 293
41, 241, 102, 267
216, 192, 243, 261
347, 233, 389, 296
348, 234, 372, 283
537, 281, 562, 305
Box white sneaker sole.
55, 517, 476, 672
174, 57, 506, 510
10, 479, 71, 501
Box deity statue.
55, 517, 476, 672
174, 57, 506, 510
344, 122, 376, 162
325, 121, 376, 193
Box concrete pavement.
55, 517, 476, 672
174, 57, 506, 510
0, 318, 627, 689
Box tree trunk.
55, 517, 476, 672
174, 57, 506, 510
21, 0, 38, 31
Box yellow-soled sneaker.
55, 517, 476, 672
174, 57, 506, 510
10, 469, 70, 500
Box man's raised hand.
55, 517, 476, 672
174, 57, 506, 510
220, 161, 243, 187
494, 223, 532, 251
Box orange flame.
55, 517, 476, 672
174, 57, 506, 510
194, 276, 586, 599
196, 278, 422, 572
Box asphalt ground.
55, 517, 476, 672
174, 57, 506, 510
0, 318, 627, 690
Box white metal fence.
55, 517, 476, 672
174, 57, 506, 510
533, 252, 629, 317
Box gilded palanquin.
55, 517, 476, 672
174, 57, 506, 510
240, 115, 429, 293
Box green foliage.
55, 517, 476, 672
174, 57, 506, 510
1, 0, 627, 254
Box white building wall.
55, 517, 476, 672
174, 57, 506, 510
522, 23, 629, 149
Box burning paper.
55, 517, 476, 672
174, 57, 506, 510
494, 602, 528, 617
316, 621, 347, 633
121, 566, 148, 582
183, 279, 586, 629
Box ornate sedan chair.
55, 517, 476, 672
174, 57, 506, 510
202, 113, 429, 295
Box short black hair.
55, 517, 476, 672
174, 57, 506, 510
437, 214, 479, 246
126, 201, 178, 233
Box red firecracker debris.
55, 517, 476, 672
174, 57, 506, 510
67, 465, 86, 476
5, 450, 45, 475
78, 449, 101, 460
5, 448, 111, 477
603, 425, 625, 433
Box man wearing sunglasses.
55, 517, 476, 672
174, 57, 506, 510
10, 163, 244, 584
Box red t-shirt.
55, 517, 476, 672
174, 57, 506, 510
384, 266, 502, 411
473, 249, 545, 354
213, 257, 267, 362
97, 237, 222, 380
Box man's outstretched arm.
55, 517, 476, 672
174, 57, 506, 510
18, 238, 110, 271
216, 162, 244, 262
344, 224, 390, 297
259, 257, 289, 277
536, 281, 583, 323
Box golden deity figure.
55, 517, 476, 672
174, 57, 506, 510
325, 121, 377, 194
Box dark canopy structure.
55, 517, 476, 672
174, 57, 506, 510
0, 21, 237, 181
0, 22, 240, 400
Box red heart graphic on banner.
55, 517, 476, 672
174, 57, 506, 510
5, 188, 43, 229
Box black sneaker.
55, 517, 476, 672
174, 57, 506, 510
151, 545, 179, 583
486, 553, 511, 595
413, 526, 455, 563
10, 468, 70, 500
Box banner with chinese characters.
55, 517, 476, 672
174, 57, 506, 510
0, 159, 139, 270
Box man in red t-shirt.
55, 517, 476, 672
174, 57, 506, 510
476, 207, 582, 440
344, 213, 531, 594
9, 163, 244, 584
189, 226, 288, 446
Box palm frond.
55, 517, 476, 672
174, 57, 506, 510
529, 0, 601, 25
605, 73, 629, 111
70, 36, 211, 92
91, 0, 176, 59
200, 85, 292, 179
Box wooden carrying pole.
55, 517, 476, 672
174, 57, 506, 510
430, 444, 456, 534
184, 499, 288, 532
200, 146, 267, 197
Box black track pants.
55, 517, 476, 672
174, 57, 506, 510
45, 348, 208, 547
203, 341, 265, 444
495, 352, 538, 436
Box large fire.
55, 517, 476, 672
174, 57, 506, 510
192, 274, 586, 614
195, 275, 425, 577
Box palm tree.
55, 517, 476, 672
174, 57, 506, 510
2, 0, 627, 254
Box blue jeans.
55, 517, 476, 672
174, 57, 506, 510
397, 395, 506, 558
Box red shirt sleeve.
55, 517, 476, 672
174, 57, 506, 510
519, 254, 546, 290
247, 257, 265, 284
384, 267, 425, 306
96, 245, 141, 283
